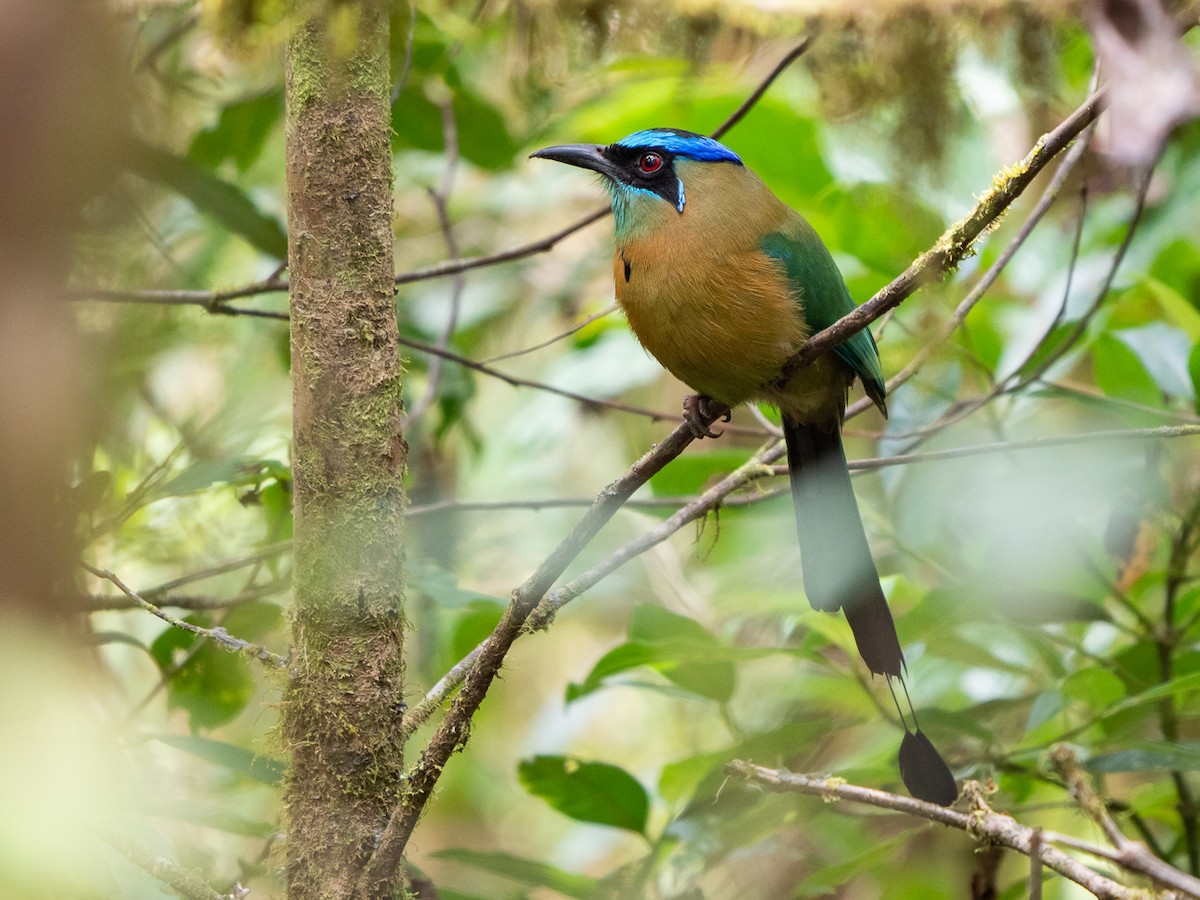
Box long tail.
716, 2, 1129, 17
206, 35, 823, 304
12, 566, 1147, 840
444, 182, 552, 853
782, 415, 903, 677
783, 414, 958, 806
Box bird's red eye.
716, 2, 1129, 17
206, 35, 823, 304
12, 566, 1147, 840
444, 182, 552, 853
638, 152, 663, 174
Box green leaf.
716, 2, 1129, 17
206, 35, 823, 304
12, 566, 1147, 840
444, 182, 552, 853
566, 642, 665, 702
517, 755, 649, 835
389, 30, 518, 170
629, 604, 714, 643
189, 89, 283, 172
1105, 670, 1200, 717
1024, 689, 1064, 735
450, 599, 504, 661
409, 562, 503, 608
648, 448, 752, 497
1113, 323, 1195, 400
150, 620, 255, 730
130, 142, 288, 258
1094, 332, 1162, 406
1060, 668, 1126, 710
567, 606, 738, 703
156, 735, 283, 786
1087, 742, 1200, 773
432, 848, 599, 899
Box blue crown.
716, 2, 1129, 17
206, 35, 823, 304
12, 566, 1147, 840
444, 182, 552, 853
615, 129, 742, 165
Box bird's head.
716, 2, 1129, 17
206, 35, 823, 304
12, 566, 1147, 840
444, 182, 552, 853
532, 128, 743, 235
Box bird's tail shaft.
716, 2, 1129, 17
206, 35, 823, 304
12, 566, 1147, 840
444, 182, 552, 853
782, 416, 904, 678
783, 416, 957, 805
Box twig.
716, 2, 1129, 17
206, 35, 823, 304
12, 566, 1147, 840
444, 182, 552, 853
529, 443, 781, 626
726, 762, 1172, 900
394, 208, 611, 285
847, 425, 1200, 470
711, 38, 812, 139
844, 107, 1098, 421
102, 831, 228, 900
396, 332, 764, 433
408, 98, 467, 424
390, 0, 418, 105
407, 490, 779, 517
70, 279, 288, 309
778, 87, 1106, 384
80, 578, 289, 612
83, 563, 286, 668
140, 543, 291, 596
480, 303, 618, 364
1011, 161, 1154, 390
1051, 745, 1200, 897
399, 440, 783, 737
135, 9, 201, 73
360, 415, 714, 891
391, 38, 812, 287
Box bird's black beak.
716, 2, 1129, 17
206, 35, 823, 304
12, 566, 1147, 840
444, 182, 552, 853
530, 143, 619, 180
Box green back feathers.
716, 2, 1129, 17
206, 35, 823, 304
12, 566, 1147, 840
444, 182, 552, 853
760, 224, 887, 413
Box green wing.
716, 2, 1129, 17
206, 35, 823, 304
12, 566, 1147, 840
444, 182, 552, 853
760, 220, 886, 409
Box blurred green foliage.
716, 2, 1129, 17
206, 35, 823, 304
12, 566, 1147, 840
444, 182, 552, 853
59, 1, 1200, 898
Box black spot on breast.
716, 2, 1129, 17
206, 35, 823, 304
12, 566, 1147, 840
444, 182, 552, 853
622, 253, 631, 283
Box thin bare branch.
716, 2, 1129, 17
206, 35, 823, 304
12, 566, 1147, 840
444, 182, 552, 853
142, 543, 291, 596
70, 279, 288, 309
1051, 746, 1200, 897
408, 98, 467, 424
391, 38, 813, 287
102, 831, 227, 900
847, 425, 1200, 470
80, 578, 288, 612
396, 331, 763, 434
361, 414, 715, 890
845, 108, 1098, 421
83, 563, 286, 668
726, 762, 1172, 900
480, 303, 619, 364
711, 38, 812, 139
779, 88, 1106, 385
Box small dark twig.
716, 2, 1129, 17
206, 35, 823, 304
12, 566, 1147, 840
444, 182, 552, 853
83, 563, 286, 669
1051, 745, 1200, 896
711, 38, 812, 140
408, 98, 467, 424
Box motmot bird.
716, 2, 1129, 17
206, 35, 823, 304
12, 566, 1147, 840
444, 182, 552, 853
533, 128, 956, 806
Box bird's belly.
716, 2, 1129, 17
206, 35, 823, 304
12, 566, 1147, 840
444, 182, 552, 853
615, 249, 843, 417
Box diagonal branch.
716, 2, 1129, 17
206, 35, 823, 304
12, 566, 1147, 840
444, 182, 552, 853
778, 87, 1105, 385
725, 761, 1170, 900
363, 81, 1113, 886
359, 417, 709, 893
1051, 745, 1200, 897
83, 563, 286, 668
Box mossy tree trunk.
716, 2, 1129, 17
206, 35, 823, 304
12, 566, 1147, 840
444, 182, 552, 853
282, 3, 407, 898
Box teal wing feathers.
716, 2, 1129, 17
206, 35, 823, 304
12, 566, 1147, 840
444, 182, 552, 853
760, 222, 886, 413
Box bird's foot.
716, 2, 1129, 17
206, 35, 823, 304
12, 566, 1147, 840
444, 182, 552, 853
682, 394, 731, 439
